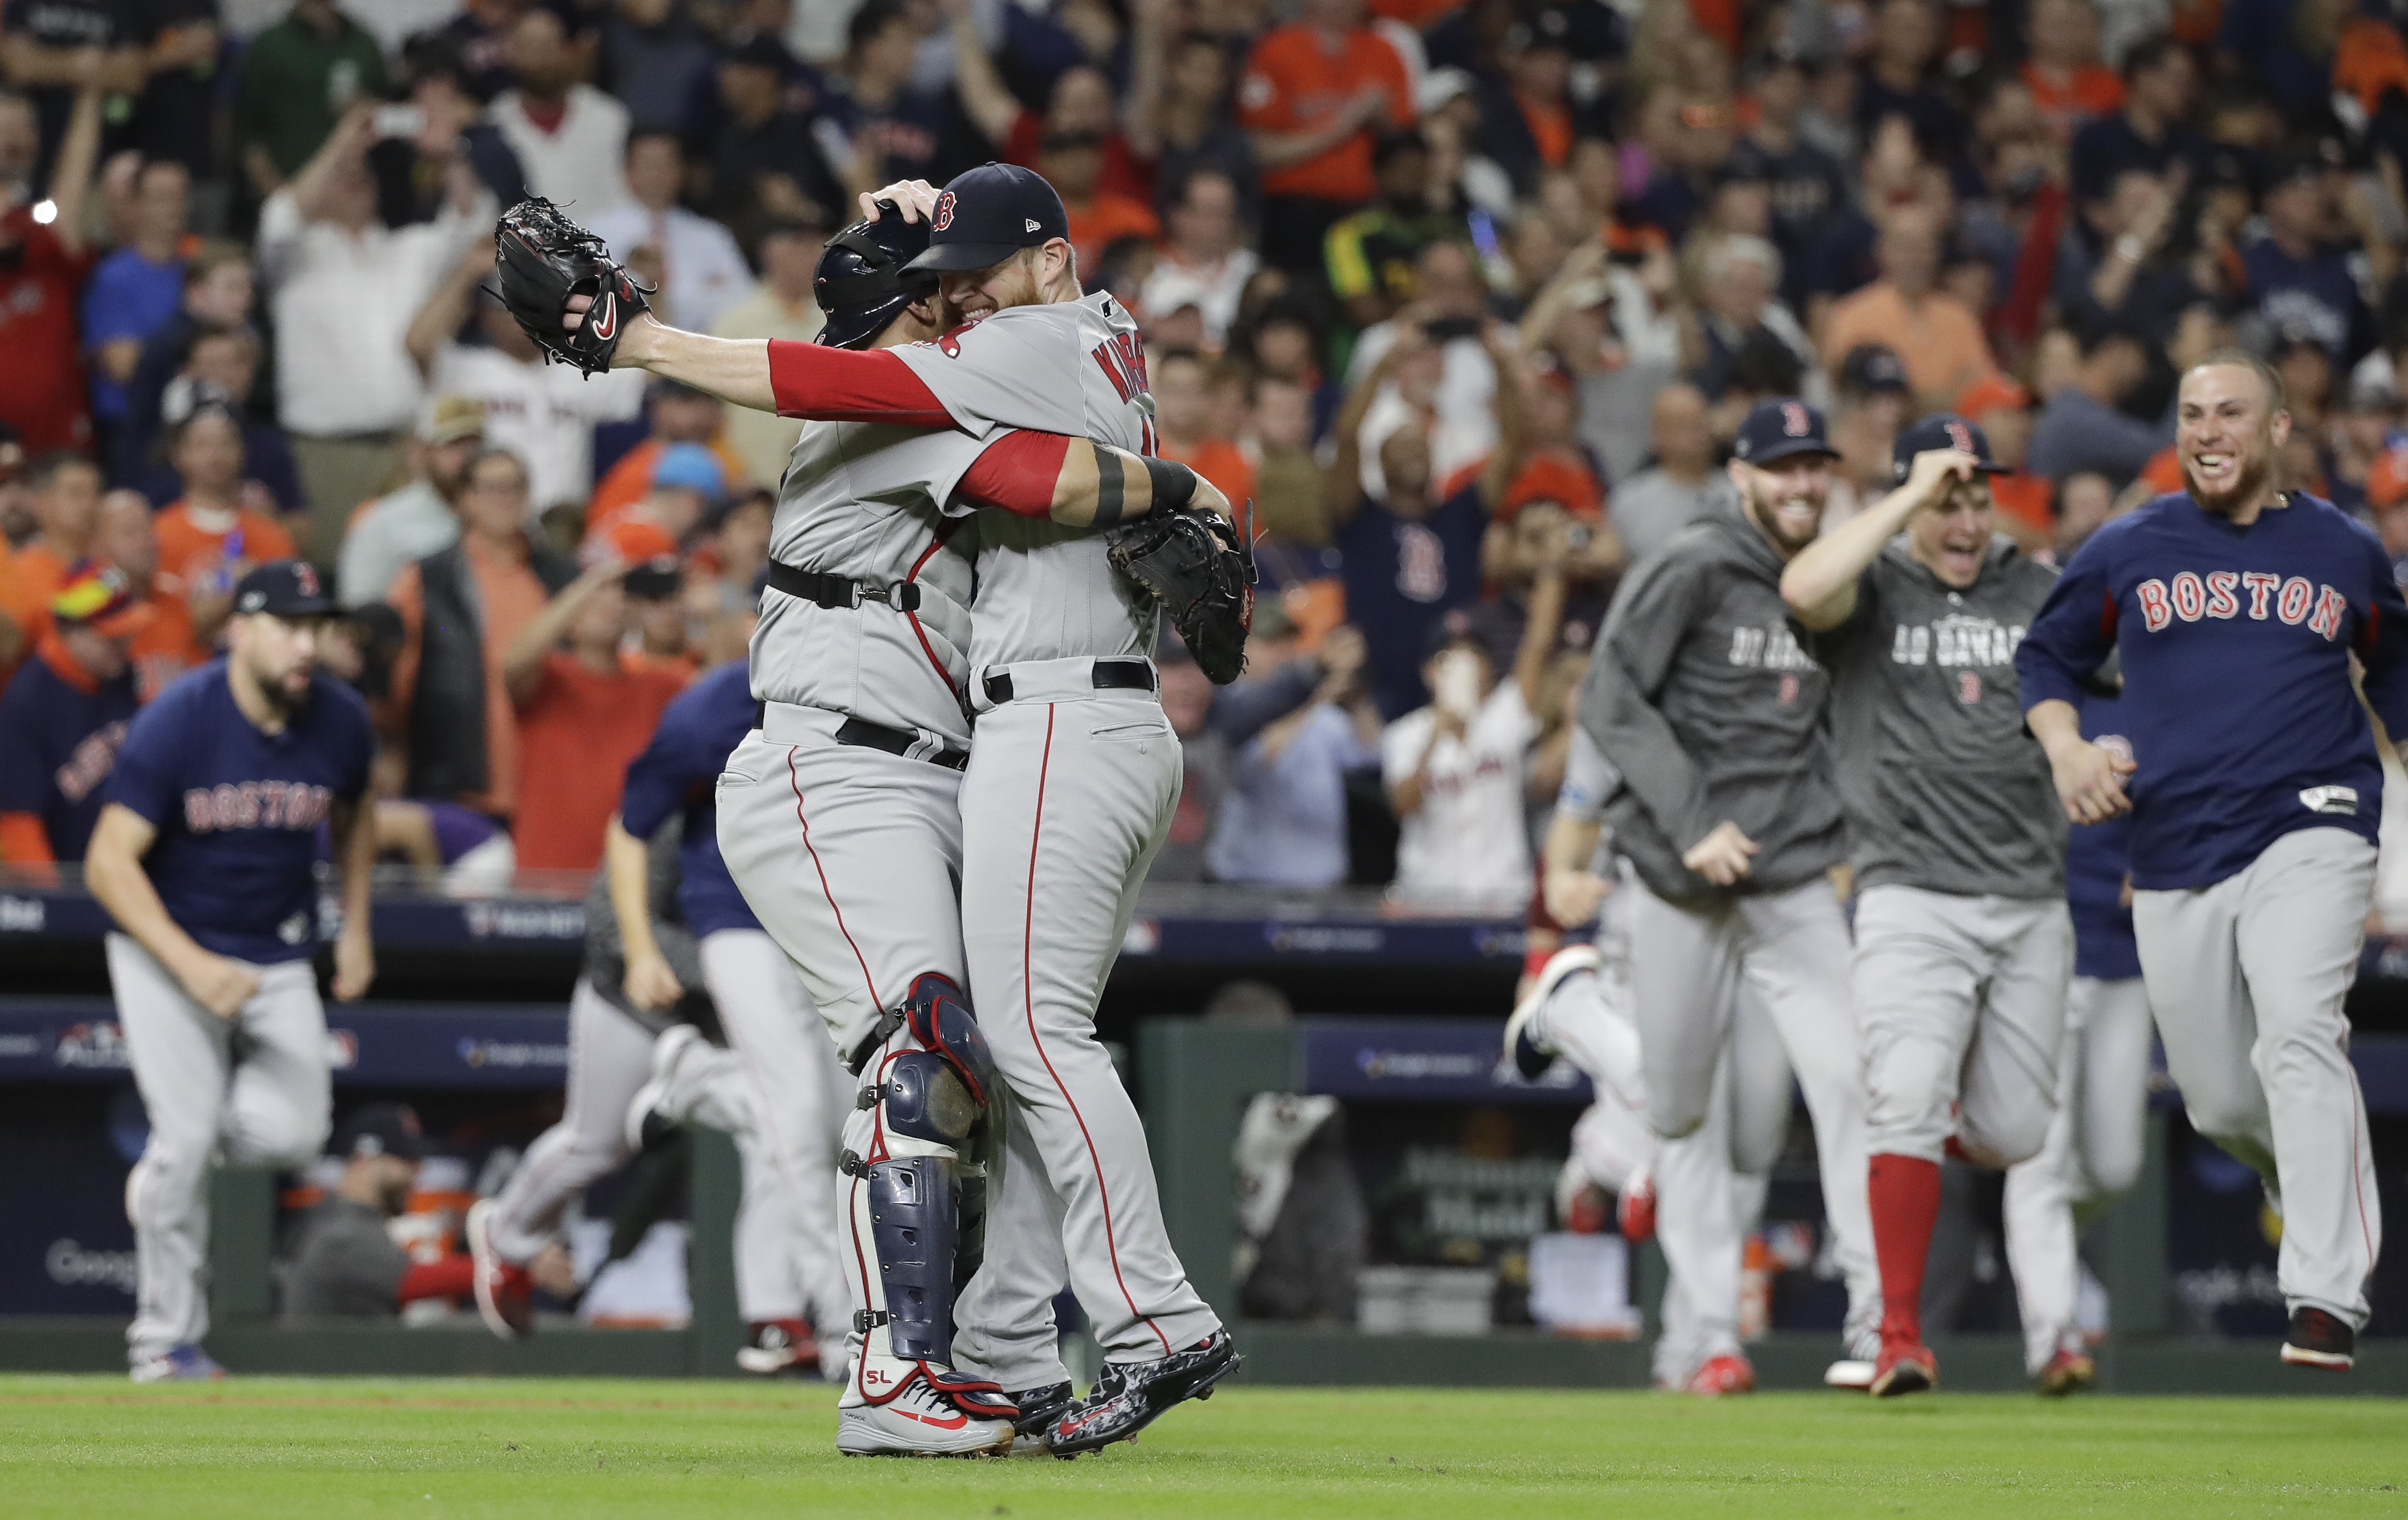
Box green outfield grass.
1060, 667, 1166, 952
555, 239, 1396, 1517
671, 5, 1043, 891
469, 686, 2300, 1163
2, 1375, 2401, 1518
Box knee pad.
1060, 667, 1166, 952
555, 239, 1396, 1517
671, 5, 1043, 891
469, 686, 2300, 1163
904, 973, 997, 1108
879, 1051, 982, 1148
863, 1155, 961, 1364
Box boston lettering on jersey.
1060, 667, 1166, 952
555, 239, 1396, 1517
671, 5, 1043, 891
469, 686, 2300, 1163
2130, 570, 2347, 639
181, 780, 334, 834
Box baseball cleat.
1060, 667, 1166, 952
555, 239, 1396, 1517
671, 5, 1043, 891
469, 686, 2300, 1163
129, 1344, 226, 1383
2035, 1348, 2095, 1396
1616, 1167, 1656, 1244
1870, 1342, 1937, 1397
1824, 1358, 1876, 1391
465, 1199, 533, 1340
836, 1380, 1016, 1458
1685, 1353, 1754, 1396
735, 1318, 819, 1376
1044, 1331, 1241, 1458
1005, 1380, 1074, 1456
2280, 1307, 2355, 1369
625, 1024, 705, 1153
1503, 945, 1602, 1081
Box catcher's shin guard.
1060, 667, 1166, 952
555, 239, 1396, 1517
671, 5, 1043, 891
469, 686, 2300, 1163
842, 974, 1010, 1415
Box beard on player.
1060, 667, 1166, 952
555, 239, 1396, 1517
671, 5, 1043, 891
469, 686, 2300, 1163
1737, 455, 1834, 558
230, 612, 323, 715
2178, 359, 2290, 517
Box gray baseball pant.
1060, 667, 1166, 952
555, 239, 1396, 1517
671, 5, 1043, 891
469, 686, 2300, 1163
1853, 886, 2070, 1169
2002, 974, 2155, 1373
484, 978, 650, 1265
1628, 877, 1881, 1362
957, 668, 1222, 1368
2132, 827, 2383, 1329
111, 935, 331, 1363
717, 709, 1074, 1402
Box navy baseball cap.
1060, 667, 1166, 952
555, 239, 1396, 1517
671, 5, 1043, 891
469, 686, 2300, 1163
1892, 413, 2010, 483
333, 1102, 425, 1162
233, 559, 335, 618
1731, 398, 1836, 465
905, 163, 1070, 273
1836, 343, 1910, 396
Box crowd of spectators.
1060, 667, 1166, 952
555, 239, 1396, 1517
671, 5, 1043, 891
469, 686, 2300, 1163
1, 0, 2404, 913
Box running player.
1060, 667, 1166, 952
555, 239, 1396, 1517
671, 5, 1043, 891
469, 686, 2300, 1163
1574, 398, 1880, 1394
2018, 351, 2401, 1370
84, 561, 376, 1381
2002, 678, 2156, 1392
1781, 414, 2071, 1397
616, 656, 856, 1376
1510, 726, 1795, 1388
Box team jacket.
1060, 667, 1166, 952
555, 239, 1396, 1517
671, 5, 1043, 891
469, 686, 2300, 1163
2016, 490, 2408, 890
1577, 506, 1847, 901
1800, 536, 2066, 899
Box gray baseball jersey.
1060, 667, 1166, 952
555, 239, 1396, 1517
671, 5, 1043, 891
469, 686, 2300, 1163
1798, 537, 2066, 897
893, 292, 1159, 678
753, 419, 994, 748
1577, 507, 1847, 902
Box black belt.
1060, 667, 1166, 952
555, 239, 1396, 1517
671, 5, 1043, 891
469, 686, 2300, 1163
982, 659, 1154, 707
835, 716, 968, 771
766, 561, 922, 613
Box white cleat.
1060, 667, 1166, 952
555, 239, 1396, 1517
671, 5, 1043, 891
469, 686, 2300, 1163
837, 1381, 1017, 1458
1824, 1358, 1876, 1391
624, 1024, 706, 1152
1504, 945, 1601, 1081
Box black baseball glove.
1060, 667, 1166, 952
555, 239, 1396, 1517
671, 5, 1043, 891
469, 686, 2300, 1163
1106, 503, 1255, 684
492, 197, 654, 377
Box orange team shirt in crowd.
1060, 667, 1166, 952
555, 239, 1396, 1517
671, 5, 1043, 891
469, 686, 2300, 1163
586, 436, 754, 529
0, 541, 73, 670
385, 536, 558, 819
1821, 286, 1997, 404
1159, 436, 1256, 515
2368, 442, 2408, 510
1066, 193, 1163, 269
153, 501, 298, 584
1991, 472, 2055, 535
1237, 25, 1414, 202
2139, 447, 2185, 496
1003, 114, 1153, 204
510, 650, 689, 872
2020, 62, 2124, 140
1519, 95, 1573, 170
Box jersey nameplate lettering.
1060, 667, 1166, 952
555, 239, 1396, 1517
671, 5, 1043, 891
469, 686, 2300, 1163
2134, 571, 2347, 639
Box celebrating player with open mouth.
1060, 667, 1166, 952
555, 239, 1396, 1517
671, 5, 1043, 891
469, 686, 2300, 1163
2019, 352, 2404, 1372
1782, 414, 2075, 1397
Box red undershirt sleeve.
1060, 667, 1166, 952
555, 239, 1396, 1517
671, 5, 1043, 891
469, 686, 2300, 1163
764, 341, 956, 427
957, 431, 1074, 517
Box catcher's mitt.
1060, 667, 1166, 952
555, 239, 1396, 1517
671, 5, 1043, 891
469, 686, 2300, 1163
492, 197, 654, 377
1107, 502, 1255, 684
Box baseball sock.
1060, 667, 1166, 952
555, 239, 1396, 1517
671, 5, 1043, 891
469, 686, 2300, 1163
1868, 1152, 1942, 1348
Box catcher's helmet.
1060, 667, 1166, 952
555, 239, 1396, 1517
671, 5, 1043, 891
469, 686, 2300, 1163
815, 201, 941, 350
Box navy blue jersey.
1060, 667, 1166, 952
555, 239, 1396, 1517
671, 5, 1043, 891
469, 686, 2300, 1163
2065, 689, 2141, 981
618, 659, 759, 939
2018, 491, 2408, 890
0, 644, 140, 861
1338, 486, 1488, 720
103, 659, 374, 963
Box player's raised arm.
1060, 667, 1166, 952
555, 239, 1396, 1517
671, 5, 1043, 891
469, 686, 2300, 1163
1782, 448, 1980, 630
85, 804, 259, 1018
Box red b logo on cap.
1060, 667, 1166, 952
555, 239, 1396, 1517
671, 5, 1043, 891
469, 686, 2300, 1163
932, 192, 956, 231
293, 563, 319, 598
1945, 421, 1974, 452
1782, 402, 1811, 437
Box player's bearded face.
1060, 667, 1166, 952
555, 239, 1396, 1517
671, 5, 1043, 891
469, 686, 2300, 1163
2179, 365, 2286, 514
1739, 456, 1830, 556
237, 613, 321, 707
939, 248, 1044, 323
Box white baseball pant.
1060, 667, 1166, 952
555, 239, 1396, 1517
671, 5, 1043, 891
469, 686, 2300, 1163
2132, 827, 2383, 1330
2002, 974, 2155, 1374
1628, 877, 1881, 1362
483, 979, 651, 1265
111, 934, 331, 1363
1853, 886, 2070, 1170
956, 665, 1222, 1369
